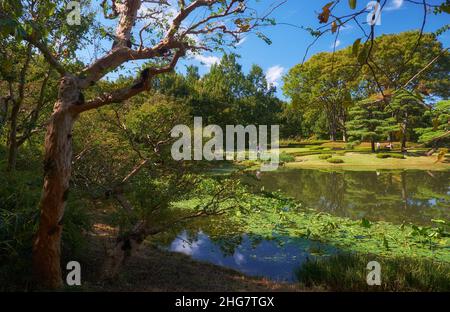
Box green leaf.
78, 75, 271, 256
352, 38, 361, 56
357, 44, 369, 64
383, 236, 390, 250
361, 218, 372, 228
256, 32, 272, 45
431, 219, 447, 225
349, 0, 357, 9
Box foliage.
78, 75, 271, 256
154, 54, 284, 129
384, 90, 427, 148
283, 31, 450, 140
416, 100, 450, 145
230, 190, 450, 263
297, 252, 450, 291
346, 140, 360, 149
318, 154, 332, 160
347, 98, 387, 150
376, 153, 405, 159
0, 160, 90, 290
279, 152, 295, 163
326, 158, 344, 163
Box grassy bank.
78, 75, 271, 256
239, 141, 450, 171
297, 253, 450, 291
286, 152, 450, 171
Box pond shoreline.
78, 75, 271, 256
82, 232, 306, 292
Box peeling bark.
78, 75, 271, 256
32, 75, 80, 289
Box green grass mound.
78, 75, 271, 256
309, 146, 326, 151
318, 154, 332, 160
376, 153, 405, 159
390, 153, 406, 159
296, 252, 450, 291
279, 152, 296, 163
327, 158, 344, 164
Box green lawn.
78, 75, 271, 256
285, 152, 450, 171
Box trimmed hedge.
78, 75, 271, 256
318, 154, 332, 160
376, 153, 405, 159
327, 158, 344, 164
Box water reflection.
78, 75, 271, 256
244, 169, 450, 225
164, 169, 449, 282
168, 231, 336, 282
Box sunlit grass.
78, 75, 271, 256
285, 152, 450, 170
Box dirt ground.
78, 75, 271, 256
80, 223, 306, 292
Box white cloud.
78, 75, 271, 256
169, 231, 205, 256
331, 39, 341, 49
138, 0, 178, 23
236, 37, 247, 47
194, 54, 220, 68
340, 24, 353, 31
266, 65, 285, 88
233, 251, 246, 266
384, 0, 404, 11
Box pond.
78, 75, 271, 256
168, 231, 337, 282
165, 169, 450, 282
248, 169, 450, 225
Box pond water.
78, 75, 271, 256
166, 169, 450, 282
168, 231, 337, 281
248, 169, 450, 225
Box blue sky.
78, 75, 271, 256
86, 0, 450, 99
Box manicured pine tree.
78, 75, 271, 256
347, 97, 386, 152
415, 99, 450, 147
385, 90, 426, 151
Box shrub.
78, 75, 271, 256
279, 152, 295, 163
310, 146, 326, 151
0, 165, 91, 290
318, 154, 332, 160
279, 138, 302, 147
376, 153, 405, 159
327, 158, 344, 164
346, 140, 360, 150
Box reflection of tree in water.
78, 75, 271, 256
256, 170, 449, 225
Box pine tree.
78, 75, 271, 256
347, 98, 386, 152
386, 90, 426, 151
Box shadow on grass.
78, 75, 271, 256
296, 252, 450, 292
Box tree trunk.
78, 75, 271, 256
371, 139, 375, 153
426, 148, 436, 156
401, 114, 408, 152
401, 135, 407, 152
401, 171, 408, 210
101, 221, 147, 281
0, 96, 8, 128
32, 76, 80, 289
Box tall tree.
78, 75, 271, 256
385, 90, 426, 151
347, 97, 386, 152
283, 50, 358, 141
1, 0, 278, 288
361, 32, 450, 98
